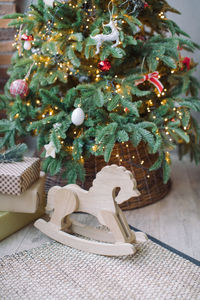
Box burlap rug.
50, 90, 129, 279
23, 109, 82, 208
0, 228, 199, 300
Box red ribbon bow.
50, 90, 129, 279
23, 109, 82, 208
135, 71, 164, 94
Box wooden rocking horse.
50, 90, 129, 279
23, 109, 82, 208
35, 165, 148, 256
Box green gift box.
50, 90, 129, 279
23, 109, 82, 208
0, 209, 45, 241
0, 173, 46, 241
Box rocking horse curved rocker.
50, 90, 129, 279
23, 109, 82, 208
35, 165, 148, 256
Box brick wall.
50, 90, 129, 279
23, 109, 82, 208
0, 0, 16, 92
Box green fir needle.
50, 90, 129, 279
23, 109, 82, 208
0, 144, 28, 163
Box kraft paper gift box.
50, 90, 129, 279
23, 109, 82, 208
0, 157, 40, 196
0, 172, 46, 213
0, 173, 47, 241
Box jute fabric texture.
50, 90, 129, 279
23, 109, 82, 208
0, 239, 199, 300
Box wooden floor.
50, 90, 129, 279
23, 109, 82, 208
0, 155, 200, 260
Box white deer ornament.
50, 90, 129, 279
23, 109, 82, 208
44, 0, 63, 6
91, 20, 120, 54
44, 0, 54, 6
35, 165, 148, 256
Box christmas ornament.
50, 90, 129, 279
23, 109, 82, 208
21, 34, 34, 51
53, 123, 62, 129
44, 0, 54, 6
98, 60, 111, 71
136, 35, 146, 42
44, 141, 56, 158
181, 57, 191, 70
91, 2, 120, 54
44, 0, 64, 6
178, 46, 191, 70
91, 19, 120, 54
10, 79, 29, 99
124, 107, 129, 113
135, 71, 164, 94
71, 107, 85, 126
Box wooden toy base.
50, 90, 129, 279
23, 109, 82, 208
35, 218, 138, 256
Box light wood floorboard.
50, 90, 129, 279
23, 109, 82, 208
0, 155, 199, 260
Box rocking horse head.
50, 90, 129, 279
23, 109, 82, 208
91, 165, 140, 205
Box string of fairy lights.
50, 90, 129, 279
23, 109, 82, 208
11, 0, 190, 173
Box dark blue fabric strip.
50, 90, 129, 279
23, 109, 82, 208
130, 225, 200, 267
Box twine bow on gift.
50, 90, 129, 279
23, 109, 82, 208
135, 71, 164, 94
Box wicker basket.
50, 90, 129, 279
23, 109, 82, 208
45, 141, 171, 210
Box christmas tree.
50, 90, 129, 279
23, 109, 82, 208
0, 0, 200, 184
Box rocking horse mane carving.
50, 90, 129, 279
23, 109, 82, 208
90, 165, 140, 204
46, 165, 140, 212
35, 165, 147, 256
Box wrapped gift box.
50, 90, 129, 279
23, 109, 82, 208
0, 206, 45, 241
0, 172, 46, 213
0, 157, 40, 195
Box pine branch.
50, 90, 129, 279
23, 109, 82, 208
0, 144, 27, 163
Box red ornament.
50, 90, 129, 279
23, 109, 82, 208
136, 35, 146, 42
144, 2, 149, 8
21, 33, 34, 41
98, 60, 111, 71
181, 57, 191, 70
124, 107, 129, 113
10, 79, 29, 99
